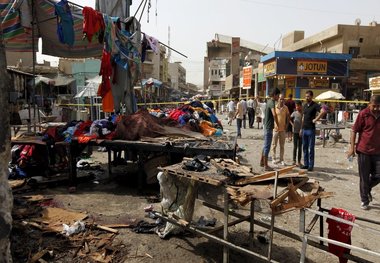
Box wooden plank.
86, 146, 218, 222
96, 225, 118, 234
234, 165, 298, 185
270, 178, 309, 208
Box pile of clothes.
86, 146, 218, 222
148, 100, 223, 137
9, 117, 117, 179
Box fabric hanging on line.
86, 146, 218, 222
54, 0, 75, 46
102, 14, 119, 55
98, 49, 114, 113
95, 0, 127, 18
145, 33, 159, 53
82, 6, 104, 43
326, 208, 355, 263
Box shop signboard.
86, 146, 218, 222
297, 60, 327, 75
369, 76, 380, 89
263, 61, 276, 77
242, 66, 252, 89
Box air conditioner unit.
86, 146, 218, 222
331, 83, 339, 89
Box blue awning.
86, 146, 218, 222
261, 51, 352, 63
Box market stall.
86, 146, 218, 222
155, 158, 380, 263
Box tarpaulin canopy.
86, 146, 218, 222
31, 74, 75, 86
142, 78, 162, 87
74, 84, 98, 98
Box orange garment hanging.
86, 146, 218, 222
101, 87, 114, 113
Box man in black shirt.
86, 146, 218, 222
301, 90, 326, 171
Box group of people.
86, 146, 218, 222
259, 88, 380, 210
260, 89, 326, 172
226, 97, 257, 138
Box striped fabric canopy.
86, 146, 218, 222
0, 0, 36, 52
1, 0, 102, 58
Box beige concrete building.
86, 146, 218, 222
168, 61, 186, 92
282, 22, 380, 99
141, 45, 168, 84
204, 33, 273, 99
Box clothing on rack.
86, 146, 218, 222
55, 0, 75, 46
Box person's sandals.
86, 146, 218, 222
264, 166, 274, 171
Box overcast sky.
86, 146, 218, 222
39, 0, 380, 86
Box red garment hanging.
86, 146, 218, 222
82, 7, 104, 42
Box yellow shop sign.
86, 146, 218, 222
264, 61, 276, 76
297, 60, 327, 74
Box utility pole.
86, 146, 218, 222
0, 32, 13, 263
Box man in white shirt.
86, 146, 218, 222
227, 99, 235, 125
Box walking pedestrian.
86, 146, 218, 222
290, 101, 303, 167
347, 95, 380, 210
234, 98, 243, 138
285, 94, 296, 142
271, 94, 290, 166
240, 98, 247, 129
227, 99, 235, 125
260, 88, 280, 171
301, 90, 326, 171
247, 96, 257, 128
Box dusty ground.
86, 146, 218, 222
10, 115, 380, 263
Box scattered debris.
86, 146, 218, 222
62, 221, 86, 236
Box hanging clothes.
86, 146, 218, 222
82, 6, 104, 43
144, 33, 159, 53
55, 0, 75, 46
98, 49, 114, 113
102, 15, 121, 55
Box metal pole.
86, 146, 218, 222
31, 0, 36, 133
318, 198, 323, 246
249, 200, 255, 249
223, 189, 229, 263
268, 170, 279, 261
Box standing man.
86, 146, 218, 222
301, 90, 326, 171
285, 94, 296, 142
234, 98, 243, 138
240, 98, 247, 129
272, 94, 290, 166
347, 95, 380, 210
227, 99, 235, 125
260, 88, 281, 171
247, 96, 257, 128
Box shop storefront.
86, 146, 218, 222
260, 51, 352, 99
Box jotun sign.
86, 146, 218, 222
297, 60, 327, 75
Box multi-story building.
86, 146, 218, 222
168, 61, 186, 92
141, 45, 168, 84
204, 33, 273, 99
281, 22, 380, 100
58, 58, 100, 94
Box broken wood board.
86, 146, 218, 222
227, 184, 274, 206
234, 166, 300, 185
21, 195, 53, 203
159, 163, 227, 186
9, 179, 26, 189
37, 207, 87, 233
270, 178, 309, 208
210, 158, 253, 177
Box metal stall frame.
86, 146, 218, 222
299, 207, 380, 263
